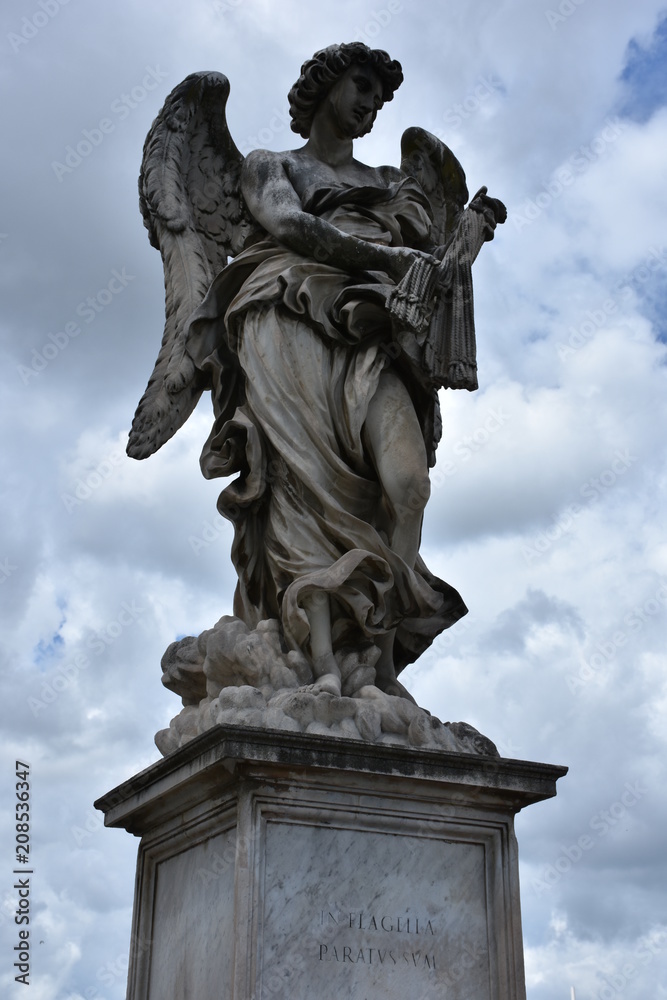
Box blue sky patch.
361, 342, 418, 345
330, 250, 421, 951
636, 278, 667, 343
619, 14, 667, 122
34, 631, 65, 667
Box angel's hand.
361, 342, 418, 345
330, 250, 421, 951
381, 246, 439, 283
469, 186, 507, 240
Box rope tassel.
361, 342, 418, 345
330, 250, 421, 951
388, 207, 488, 391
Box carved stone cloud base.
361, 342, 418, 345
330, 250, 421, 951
95, 727, 566, 1000
156, 616, 500, 757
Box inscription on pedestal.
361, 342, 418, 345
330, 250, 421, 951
258, 821, 492, 999
318, 909, 437, 970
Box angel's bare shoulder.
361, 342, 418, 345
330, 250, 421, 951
376, 163, 405, 184
241, 149, 306, 224
242, 147, 334, 206
242, 147, 289, 180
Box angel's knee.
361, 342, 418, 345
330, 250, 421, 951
384, 462, 431, 516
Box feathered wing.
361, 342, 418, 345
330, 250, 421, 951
395, 126, 506, 392
127, 71, 262, 460
399, 126, 468, 247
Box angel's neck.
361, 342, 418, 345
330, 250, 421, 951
303, 121, 354, 167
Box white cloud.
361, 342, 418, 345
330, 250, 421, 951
2, 1, 666, 997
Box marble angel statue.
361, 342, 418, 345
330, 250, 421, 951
127, 43, 506, 754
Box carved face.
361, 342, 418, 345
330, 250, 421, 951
324, 63, 384, 139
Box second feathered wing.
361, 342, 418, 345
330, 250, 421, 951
127, 71, 263, 460
399, 125, 469, 246
395, 126, 506, 392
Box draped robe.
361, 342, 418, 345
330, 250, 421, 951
185, 174, 467, 672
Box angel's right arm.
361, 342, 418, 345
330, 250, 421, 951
241, 150, 418, 283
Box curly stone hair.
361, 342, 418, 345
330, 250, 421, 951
288, 42, 403, 139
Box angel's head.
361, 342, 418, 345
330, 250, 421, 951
288, 42, 403, 139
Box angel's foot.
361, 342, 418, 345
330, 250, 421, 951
375, 674, 418, 705
311, 653, 342, 696
372, 637, 411, 702
310, 673, 342, 696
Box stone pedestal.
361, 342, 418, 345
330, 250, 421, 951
95, 726, 566, 1000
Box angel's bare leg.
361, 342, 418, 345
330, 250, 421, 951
363, 369, 430, 692
303, 592, 342, 695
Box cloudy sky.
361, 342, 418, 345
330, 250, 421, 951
1, 0, 666, 997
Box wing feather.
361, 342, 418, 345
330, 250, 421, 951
400, 126, 469, 247
128, 72, 261, 461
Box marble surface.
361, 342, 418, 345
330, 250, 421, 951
96, 728, 566, 999
147, 828, 236, 1000
260, 822, 490, 999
